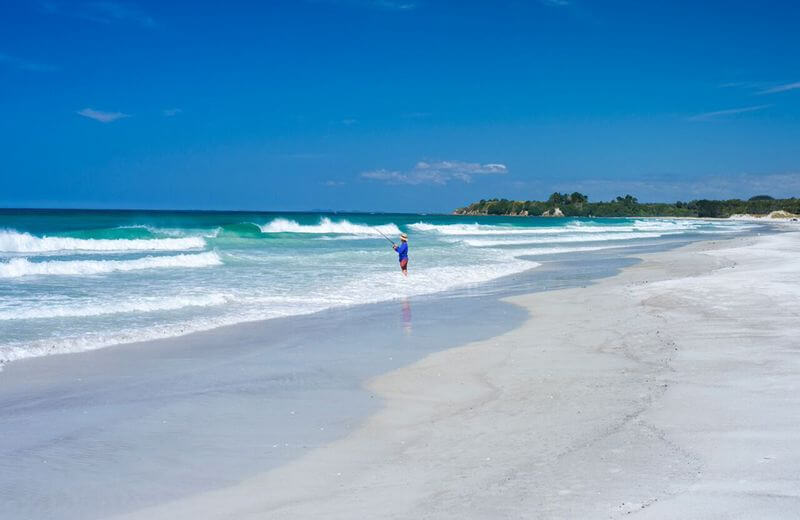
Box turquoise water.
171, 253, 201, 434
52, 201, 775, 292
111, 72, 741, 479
0, 209, 755, 365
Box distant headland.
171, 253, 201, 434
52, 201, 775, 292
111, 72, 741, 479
454, 193, 800, 219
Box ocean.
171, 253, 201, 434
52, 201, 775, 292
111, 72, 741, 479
0, 209, 756, 366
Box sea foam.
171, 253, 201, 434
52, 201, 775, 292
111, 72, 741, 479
0, 254, 542, 364
0, 230, 206, 253
0, 252, 222, 278
260, 217, 401, 236
0, 292, 234, 320
458, 232, 667, 247
409, 219, 706, 236
409, 222, 636, 235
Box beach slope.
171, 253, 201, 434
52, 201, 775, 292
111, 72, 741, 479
116, 231, 800, 519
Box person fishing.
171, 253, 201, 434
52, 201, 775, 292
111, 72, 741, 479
376, 229, 409, 276
393, 233, 409, 276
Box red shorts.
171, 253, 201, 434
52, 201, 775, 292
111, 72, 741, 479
399, 258, 408, 270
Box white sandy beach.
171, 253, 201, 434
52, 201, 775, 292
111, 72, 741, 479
105, 230, 800, 519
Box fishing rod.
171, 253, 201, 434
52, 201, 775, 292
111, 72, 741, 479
375, 228, 396, 246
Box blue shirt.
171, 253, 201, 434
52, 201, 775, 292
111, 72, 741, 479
396, 242, 408, 261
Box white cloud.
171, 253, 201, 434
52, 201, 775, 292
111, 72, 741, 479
687, 104, 770, 122
759, 81, 800, 95
718, 81, 764, 89
77, 108, 131, 123
362, 169, 445, 185
324, 180, 346, 186
163, 108, 182, 117
362, 160, 508, 185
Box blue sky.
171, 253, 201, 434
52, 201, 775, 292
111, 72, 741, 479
1, 0, 799, 212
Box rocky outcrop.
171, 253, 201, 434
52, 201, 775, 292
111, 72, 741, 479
454, 209, 530, 217
541, 207, 564, 217
452, 209, 488, 216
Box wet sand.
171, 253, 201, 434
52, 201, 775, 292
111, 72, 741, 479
112, 230, 800, 519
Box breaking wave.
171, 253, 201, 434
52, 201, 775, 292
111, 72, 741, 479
0, 230, 206, 253
260, 217, 401, 236
409, 219, 707, 236
408, 222, 632, 235
0, 252, 222, 278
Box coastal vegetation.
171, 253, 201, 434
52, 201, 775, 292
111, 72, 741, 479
454, 193, 800, 218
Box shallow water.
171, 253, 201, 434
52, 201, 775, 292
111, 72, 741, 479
0, 210, 757, 365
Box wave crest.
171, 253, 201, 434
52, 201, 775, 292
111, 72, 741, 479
260, 217, 401, 236
0, 252, 222, 278
408, 222, 635, 235
409, 220, 708, 236
0, 230, 206, 253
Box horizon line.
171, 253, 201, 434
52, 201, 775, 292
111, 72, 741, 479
0, 206, 447, 216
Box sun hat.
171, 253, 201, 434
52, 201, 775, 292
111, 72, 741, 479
400, 233, 408, 240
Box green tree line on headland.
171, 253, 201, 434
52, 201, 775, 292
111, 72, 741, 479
454, 193, 800, 218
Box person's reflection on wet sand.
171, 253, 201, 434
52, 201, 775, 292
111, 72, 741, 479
401, 298, 412, 335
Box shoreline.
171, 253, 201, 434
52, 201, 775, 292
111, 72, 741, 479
1, 227, 790, 519
0, 217, 774, 370
113, 230, 800, 519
